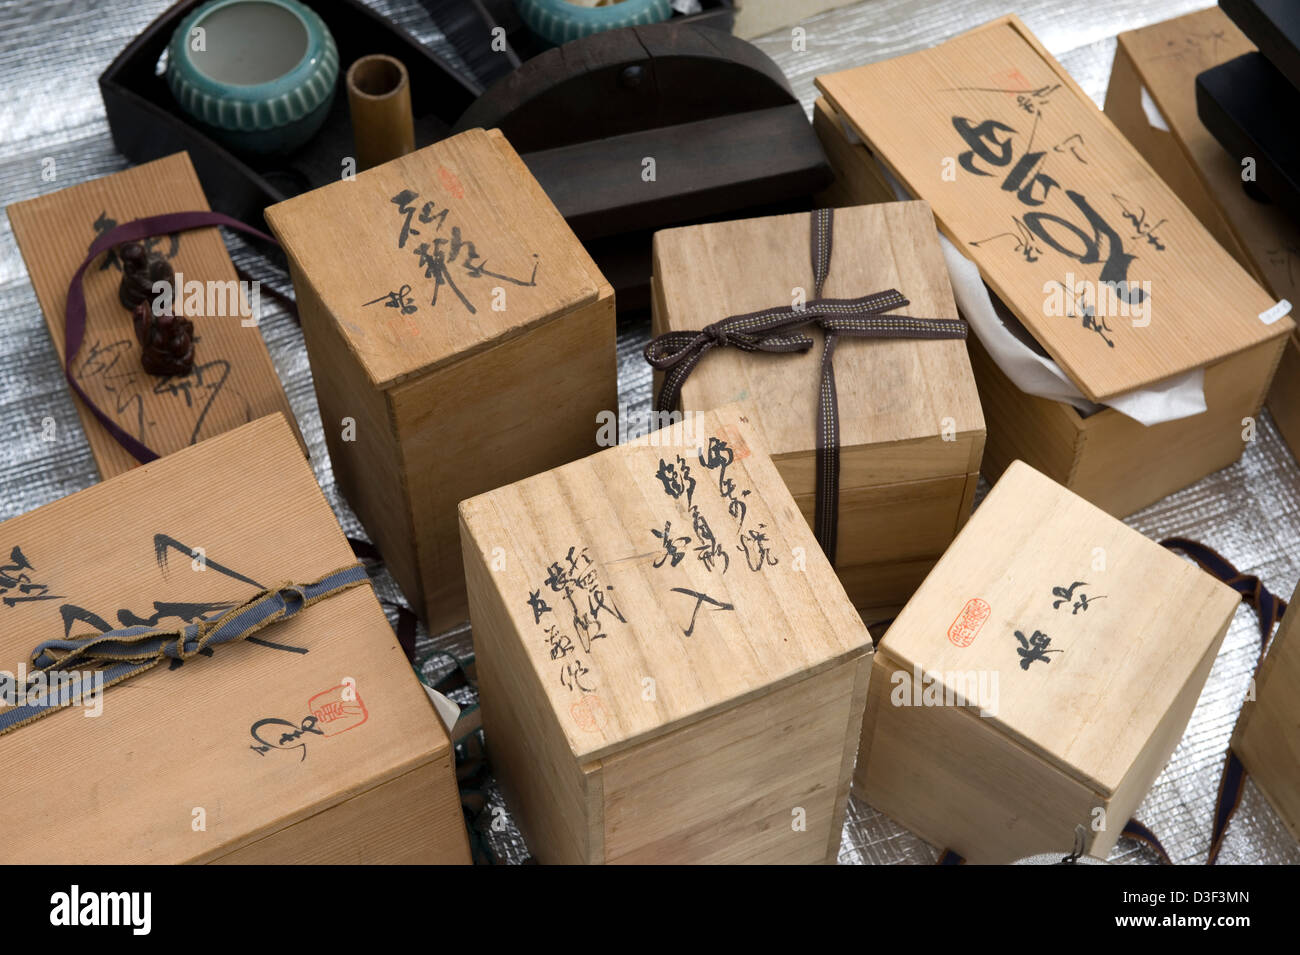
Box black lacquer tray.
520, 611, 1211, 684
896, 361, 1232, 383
100, 0, 482, 229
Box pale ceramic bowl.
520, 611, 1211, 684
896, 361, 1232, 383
167, 0, 338, 155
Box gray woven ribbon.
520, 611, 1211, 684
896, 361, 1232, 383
0, 562, 370, 737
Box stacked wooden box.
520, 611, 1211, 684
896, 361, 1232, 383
651, 203, 984, 623
267, 128, 616, 634
815, 15, 1294, 517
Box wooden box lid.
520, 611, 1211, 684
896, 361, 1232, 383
878, 460, 1239, 796
459, 405, 872, 762
652, 203, 983, 494
266, 128, 605, 390
1114, 8, 1300, 306
0, 414, 449, 863
5, 153, 298, 479
816, 16, 1292, 403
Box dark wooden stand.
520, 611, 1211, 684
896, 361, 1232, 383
453, 22, 832, 311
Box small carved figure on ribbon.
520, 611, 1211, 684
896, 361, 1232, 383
132, 302, 195, 377
117, 241, 175, 311
118, 241, 195, 377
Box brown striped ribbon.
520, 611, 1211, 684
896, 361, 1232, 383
644, 208, 968, 563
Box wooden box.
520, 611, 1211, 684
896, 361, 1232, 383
1105, 6, 1300, 463
857, 460, 1239, 864
815, 16, 1294, 518
266, 128, 616, 633
650, 204, 984, 623
6, 153, 298, 479
1233, 577, 1300, 841
732, 0, 859, 40
459, 406, 873, 863
0, 414, 469, 863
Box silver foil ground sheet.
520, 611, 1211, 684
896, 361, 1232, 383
0, 0, 1296, 864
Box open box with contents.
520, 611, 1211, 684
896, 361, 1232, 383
814, 15, 1294, 517
99, 0, 481, 227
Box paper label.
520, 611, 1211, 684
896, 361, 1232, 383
422, 682, 460, 734
1260, 299, 1292, 325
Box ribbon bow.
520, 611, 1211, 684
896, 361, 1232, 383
645, 208, 967, 562
0, 562, 370, 737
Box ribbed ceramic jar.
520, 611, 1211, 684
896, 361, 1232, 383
516, 0, 673, 47
167, 0, 338, 155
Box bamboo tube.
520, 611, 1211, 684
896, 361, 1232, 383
346, 54, 415, 171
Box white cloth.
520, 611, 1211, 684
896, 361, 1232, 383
938, 233, 1206, 425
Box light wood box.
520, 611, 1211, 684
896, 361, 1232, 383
857, 459, 1239, 863
459, 405, 873, 863
1233, 577, 1300, 841
266, 128, 616, 633
1105, 6, 1300, 464
650, 204, 984, 623
6, 153, 299, 479
732, 0, 860, 40
815, 16, 1294, 518
0, 414, 469, 864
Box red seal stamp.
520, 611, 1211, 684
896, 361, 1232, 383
989, 67, 1032, 92
570, 694, 609, 733
308, 683, 369, 737
948, 598, 991, 648
714, 423, 752, 460
438, 166, 466, 200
